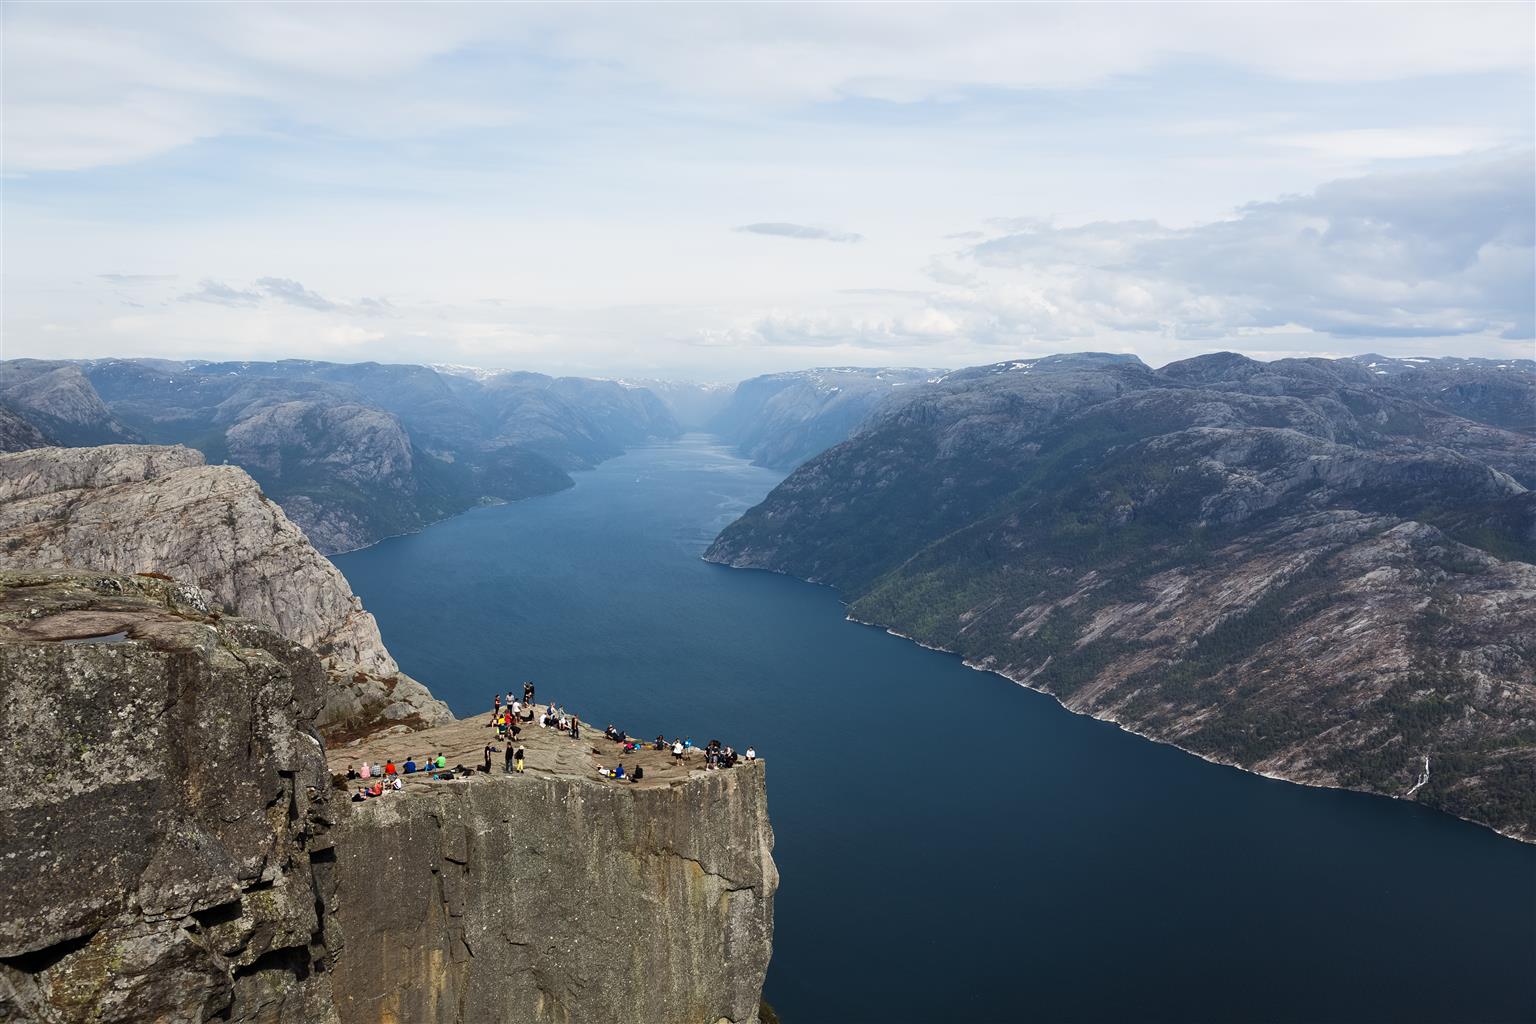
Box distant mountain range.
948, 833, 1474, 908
0, 358, 680, 552
707, 366, 941, 469
708, 351, 1536, 840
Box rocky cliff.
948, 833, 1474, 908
710, 351, 1536, 840
0, 571, 340, 1023
0, 444, 451, 740
0, 572, 777, 1024
325, 743, 776, 1024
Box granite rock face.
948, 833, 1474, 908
327, 766, 777, 1024
0, 444, 451, 740
0, 572, 340, 1023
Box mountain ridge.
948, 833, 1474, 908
708, 350, 1536, 840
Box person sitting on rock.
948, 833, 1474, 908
404, 757, 417, 774
632, 765, 644, 783
614, 762, 625, 781
371, 761, 384, 778
358, 762, 371, 780
346, 764, 359, 780
384, 760, 397, 777
435, 752, 447, 770
391, 776, 403, 791
745, 746, 756, 761
653, 735, 665, 751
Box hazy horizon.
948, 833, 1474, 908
5, 3, 1533, 380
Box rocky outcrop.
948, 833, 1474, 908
0, 445, 451, 740
0, 572, 777, 1024
710, 351, 1536, 840
0, 571, 339, 1023
327, 758, 776, 1024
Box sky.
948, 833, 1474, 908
3, 2, 1533, 381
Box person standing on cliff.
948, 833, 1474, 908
483, 744, 493, 773
514, 746, 526, 773
503, 743, 514, 774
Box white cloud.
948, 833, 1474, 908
4, 2, 1531, 172
735, 222, 864, 244
954, 155, 1535, 343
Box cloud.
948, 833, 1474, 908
97, 273, 177, 284
10, 4, 1527, 172
180, 278, 262, 307
256, 276, 335, 311
177, 276, 379, 315
735, 222, 863, 244
953, 154, 1534, 342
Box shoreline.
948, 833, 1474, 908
700, 553, 1531, 847
848, 612, 1534, 846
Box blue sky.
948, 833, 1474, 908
4, 2, 1532, 379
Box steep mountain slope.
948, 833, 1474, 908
0, 361, 136, 446
4, 358, 679, 552
710, 366, 940, 469
0, 405, 51, 452
709, 352, 1536, 840
0, 444, 451, 739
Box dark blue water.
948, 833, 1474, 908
336, 436, 1536, 1023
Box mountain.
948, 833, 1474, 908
710, 366, 941, 469
2, 358, 681, 553
0, 443, 452, 739
708, 351, 1536, 840
625, 379, 736, 429
0, 360, 136, 446
0, 405, 51, 452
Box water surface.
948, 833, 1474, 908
336, 435, 1536, 1023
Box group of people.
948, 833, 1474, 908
344, 751, 470, 800
492, 688, 581, 741
343, 679, 761, 799
595, 726, 758, 782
